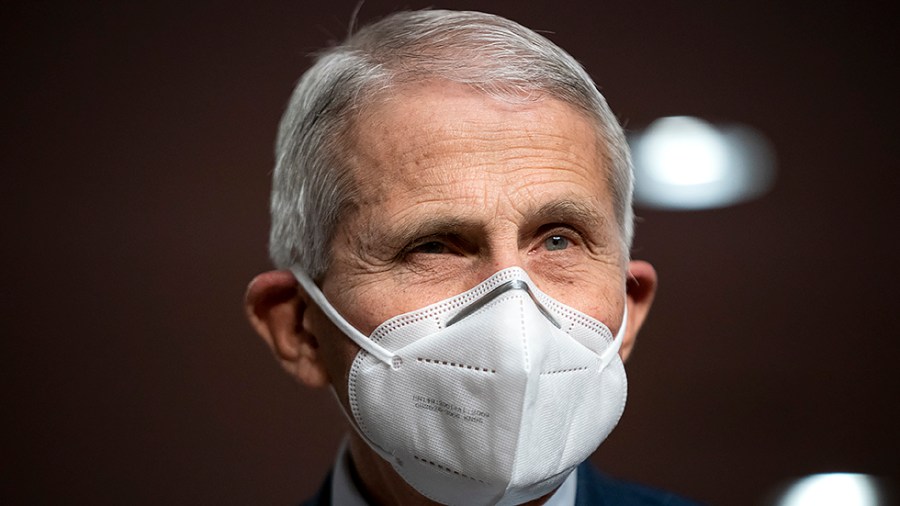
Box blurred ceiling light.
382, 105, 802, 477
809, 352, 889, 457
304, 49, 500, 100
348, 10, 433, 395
776, 473, 883, 506
629, 116, 776, 210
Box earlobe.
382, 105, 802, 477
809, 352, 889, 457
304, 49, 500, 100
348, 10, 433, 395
244, 270, 330, 388
620, 260, 658, 361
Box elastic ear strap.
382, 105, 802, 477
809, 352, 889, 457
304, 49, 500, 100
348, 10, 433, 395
599, 304, 628, 371
291, 267, 396, 366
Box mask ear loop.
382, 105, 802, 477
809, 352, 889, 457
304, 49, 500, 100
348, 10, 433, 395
598, 304, 627, 371
294, 267, 403, 464
291, 267, 399, 368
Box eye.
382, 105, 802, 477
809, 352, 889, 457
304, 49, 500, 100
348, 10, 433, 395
410, 241, 448, 255
544, 235, 570, 251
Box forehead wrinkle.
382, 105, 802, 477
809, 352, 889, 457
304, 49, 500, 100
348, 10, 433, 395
430, 131, 596, 166
353, 93, 604, 190
366, 102, 596, 161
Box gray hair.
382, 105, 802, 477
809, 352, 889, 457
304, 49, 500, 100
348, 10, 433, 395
270, 9, 635, 279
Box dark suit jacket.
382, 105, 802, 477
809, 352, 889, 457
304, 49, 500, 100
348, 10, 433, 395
302, 460, 701, 505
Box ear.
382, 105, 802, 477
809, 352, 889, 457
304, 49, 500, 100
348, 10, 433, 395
244, 270, 330, 388
620, 260, 658, 362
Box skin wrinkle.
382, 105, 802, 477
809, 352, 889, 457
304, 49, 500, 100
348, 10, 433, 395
362, 153, 602, 215
391, 141, 594, 176
358, 86, 598, 163
347, 194, 616, 278
323, 82, 626, 327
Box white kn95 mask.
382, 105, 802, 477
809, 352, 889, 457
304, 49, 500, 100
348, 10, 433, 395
292, 266, 628, 506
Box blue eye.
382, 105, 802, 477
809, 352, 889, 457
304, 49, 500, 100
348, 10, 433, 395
544, 235, 569, 251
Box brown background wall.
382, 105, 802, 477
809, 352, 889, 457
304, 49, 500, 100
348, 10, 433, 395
2, 1, 897, 504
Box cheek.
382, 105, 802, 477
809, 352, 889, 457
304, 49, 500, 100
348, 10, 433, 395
531, 271, 626, 327
582, 296, 626, 332
579, 292, 625, 326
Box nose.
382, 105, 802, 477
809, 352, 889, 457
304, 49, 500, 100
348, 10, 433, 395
446, 276, 562, 329
472, 234, 527, 284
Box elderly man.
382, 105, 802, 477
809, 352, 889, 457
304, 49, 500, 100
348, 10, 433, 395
246, 9, 697, 506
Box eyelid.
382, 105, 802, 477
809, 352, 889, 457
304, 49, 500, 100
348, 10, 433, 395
410, 240, 447, 252
404, 234, 463, 256
538, 223, 585, 243
405, 236, 443, 250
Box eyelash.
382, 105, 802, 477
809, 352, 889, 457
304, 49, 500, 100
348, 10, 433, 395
410, 240, 448, 254
403, 235, 457, 257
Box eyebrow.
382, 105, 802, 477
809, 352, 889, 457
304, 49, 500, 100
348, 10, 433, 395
353, 198, 611, 259
392, 216, 477, 243
356, 215, 479, 259
528, 199, 608, 231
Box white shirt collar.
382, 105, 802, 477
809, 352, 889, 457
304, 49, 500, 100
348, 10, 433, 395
331, 437, 368, 506
330, 436, 577, 506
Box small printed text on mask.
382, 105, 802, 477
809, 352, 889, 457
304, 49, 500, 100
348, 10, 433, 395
412, 395, 491, 425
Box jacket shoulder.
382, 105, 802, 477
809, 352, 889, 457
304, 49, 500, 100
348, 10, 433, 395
302, 463, 701, 506
576, 462, 703, 506
300, 469, 333, 506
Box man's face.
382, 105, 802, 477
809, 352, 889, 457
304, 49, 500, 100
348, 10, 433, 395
311, 82, 628, 390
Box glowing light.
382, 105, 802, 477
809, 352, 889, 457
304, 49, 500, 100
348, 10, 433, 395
778, 473, 881, 506
638, 116, 728, 186
629, 116, 776, 210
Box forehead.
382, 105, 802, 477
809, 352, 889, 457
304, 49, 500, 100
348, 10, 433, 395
347, 82, 609, 206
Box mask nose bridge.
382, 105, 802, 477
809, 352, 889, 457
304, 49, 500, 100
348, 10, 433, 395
445, 279, 562, 329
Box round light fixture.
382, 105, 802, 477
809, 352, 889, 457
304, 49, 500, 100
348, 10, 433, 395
629, 116, 776, 210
